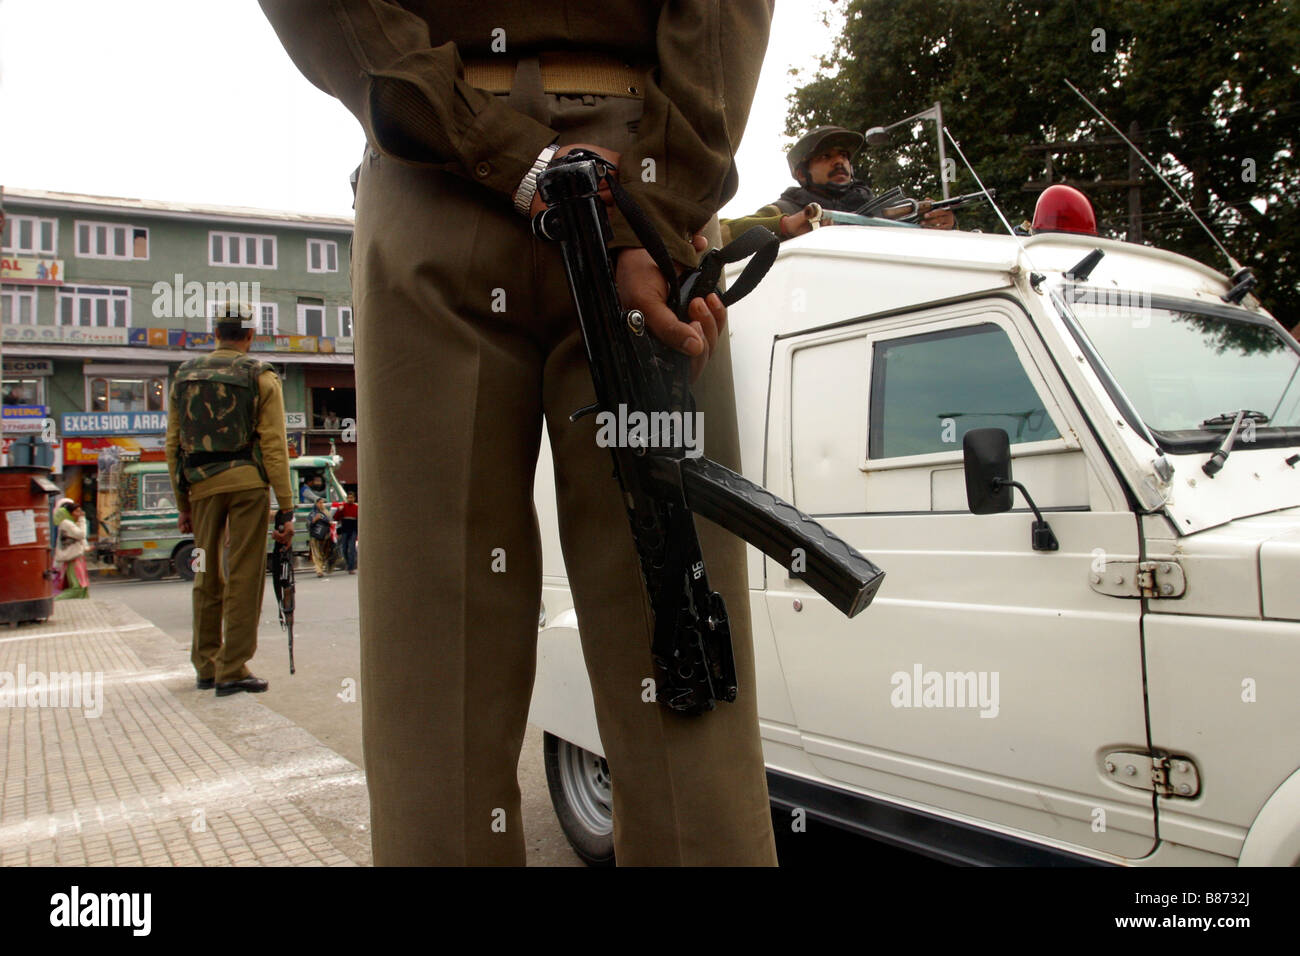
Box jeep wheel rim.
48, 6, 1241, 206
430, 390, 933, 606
559, 740, 613, 836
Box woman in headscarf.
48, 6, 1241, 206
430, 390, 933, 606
54, 502, 91, 599
308, 497, 334, 578
52, 496, 75, 531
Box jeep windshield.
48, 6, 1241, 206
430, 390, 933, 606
1058, 288, 1300, 452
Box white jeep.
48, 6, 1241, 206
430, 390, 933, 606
528, 219, 1300, 866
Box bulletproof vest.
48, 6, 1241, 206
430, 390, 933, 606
773, 180, 876, 215
172, 351, 269, 486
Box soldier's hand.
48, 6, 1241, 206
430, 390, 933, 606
529, 143, 622, 217
616, 247, 723, 383
780, 203, 825, 238
920, 200, 956, 230
178, 510, 193, 534
272, 521, 294, 546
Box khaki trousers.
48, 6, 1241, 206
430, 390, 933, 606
352, 90, 777, 866
191, 486, 270, 682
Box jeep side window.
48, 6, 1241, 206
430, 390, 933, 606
141, 473, 175, 511
869, 323, 1060, 459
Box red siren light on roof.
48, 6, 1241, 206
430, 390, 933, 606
1032, 185, 1098, 236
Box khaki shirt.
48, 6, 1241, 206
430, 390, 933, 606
164, 348, 294, 511
258, 0, 772, 267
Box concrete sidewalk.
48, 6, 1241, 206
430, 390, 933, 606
0, 599, 370, 867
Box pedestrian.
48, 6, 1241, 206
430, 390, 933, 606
52, 496, 74, 529
165, 303, 295, 697
261, 0, 776, 865
54, 502, 90, 599
308, 498, 333, 577
333, 491, 358, 574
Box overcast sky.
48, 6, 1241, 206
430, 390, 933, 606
0, 0, 844, 221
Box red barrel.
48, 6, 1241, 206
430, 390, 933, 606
0, 466, 61, 625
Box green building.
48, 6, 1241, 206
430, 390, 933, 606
1, 187, 357, 528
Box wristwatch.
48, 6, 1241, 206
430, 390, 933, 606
513, 143, 560, 217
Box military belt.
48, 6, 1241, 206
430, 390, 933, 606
185, 449, 255, 467
462, 52, 646, 99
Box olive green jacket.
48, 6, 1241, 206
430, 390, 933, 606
720, 203, 785, 245
258, 0, 772, 267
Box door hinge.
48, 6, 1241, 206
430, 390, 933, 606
1089, 559, 1186, 599
1103, 751, 1200, 797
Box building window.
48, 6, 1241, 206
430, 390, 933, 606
297, 301, 325, 337
58, 286, 131, 327
1, 285, 38, 324
259, 302, 278, 336
74, 221, 148, 260
307, 239, 339, 273
2, 214, 57, 256
3, 375, 45, 406
338, 306, 353, 337
209, 231, 276, 269
86, 375, 166, 413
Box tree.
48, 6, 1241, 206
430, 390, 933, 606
788, 0, 1300, 326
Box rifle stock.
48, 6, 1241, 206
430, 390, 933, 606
535, 154, 884, 715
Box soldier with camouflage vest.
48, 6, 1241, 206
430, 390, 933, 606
165, 305, 294, 696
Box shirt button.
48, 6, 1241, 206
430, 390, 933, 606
475, 161, 492, 178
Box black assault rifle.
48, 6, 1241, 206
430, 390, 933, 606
271, 509, 296, 675
534, 153, 885, 716
857, 188, 996, 223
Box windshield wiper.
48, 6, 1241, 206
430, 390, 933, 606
1199, 409, 1270, 429
1201, 409, 1269, 477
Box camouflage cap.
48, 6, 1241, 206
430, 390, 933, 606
787, 126, 865, 177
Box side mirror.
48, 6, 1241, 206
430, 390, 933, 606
963, 428, 1014, 515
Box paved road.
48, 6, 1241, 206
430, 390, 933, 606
93, 572, 583, 867
93, 573, 934, 868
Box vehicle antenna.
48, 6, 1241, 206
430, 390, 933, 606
1064, 78, 1243, 273
942, 127, 1044, 283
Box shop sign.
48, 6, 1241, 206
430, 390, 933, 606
2, 358, 53, 375
2, 405, 49, 435
61, 411, 168, 436
62, 436, 166, 465
0, 256, 65, 285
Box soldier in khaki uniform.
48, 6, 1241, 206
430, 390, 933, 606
165, 308, 294, 696
260, 0, 777, 865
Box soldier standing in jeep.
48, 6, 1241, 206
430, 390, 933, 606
165, 303, 295, 697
